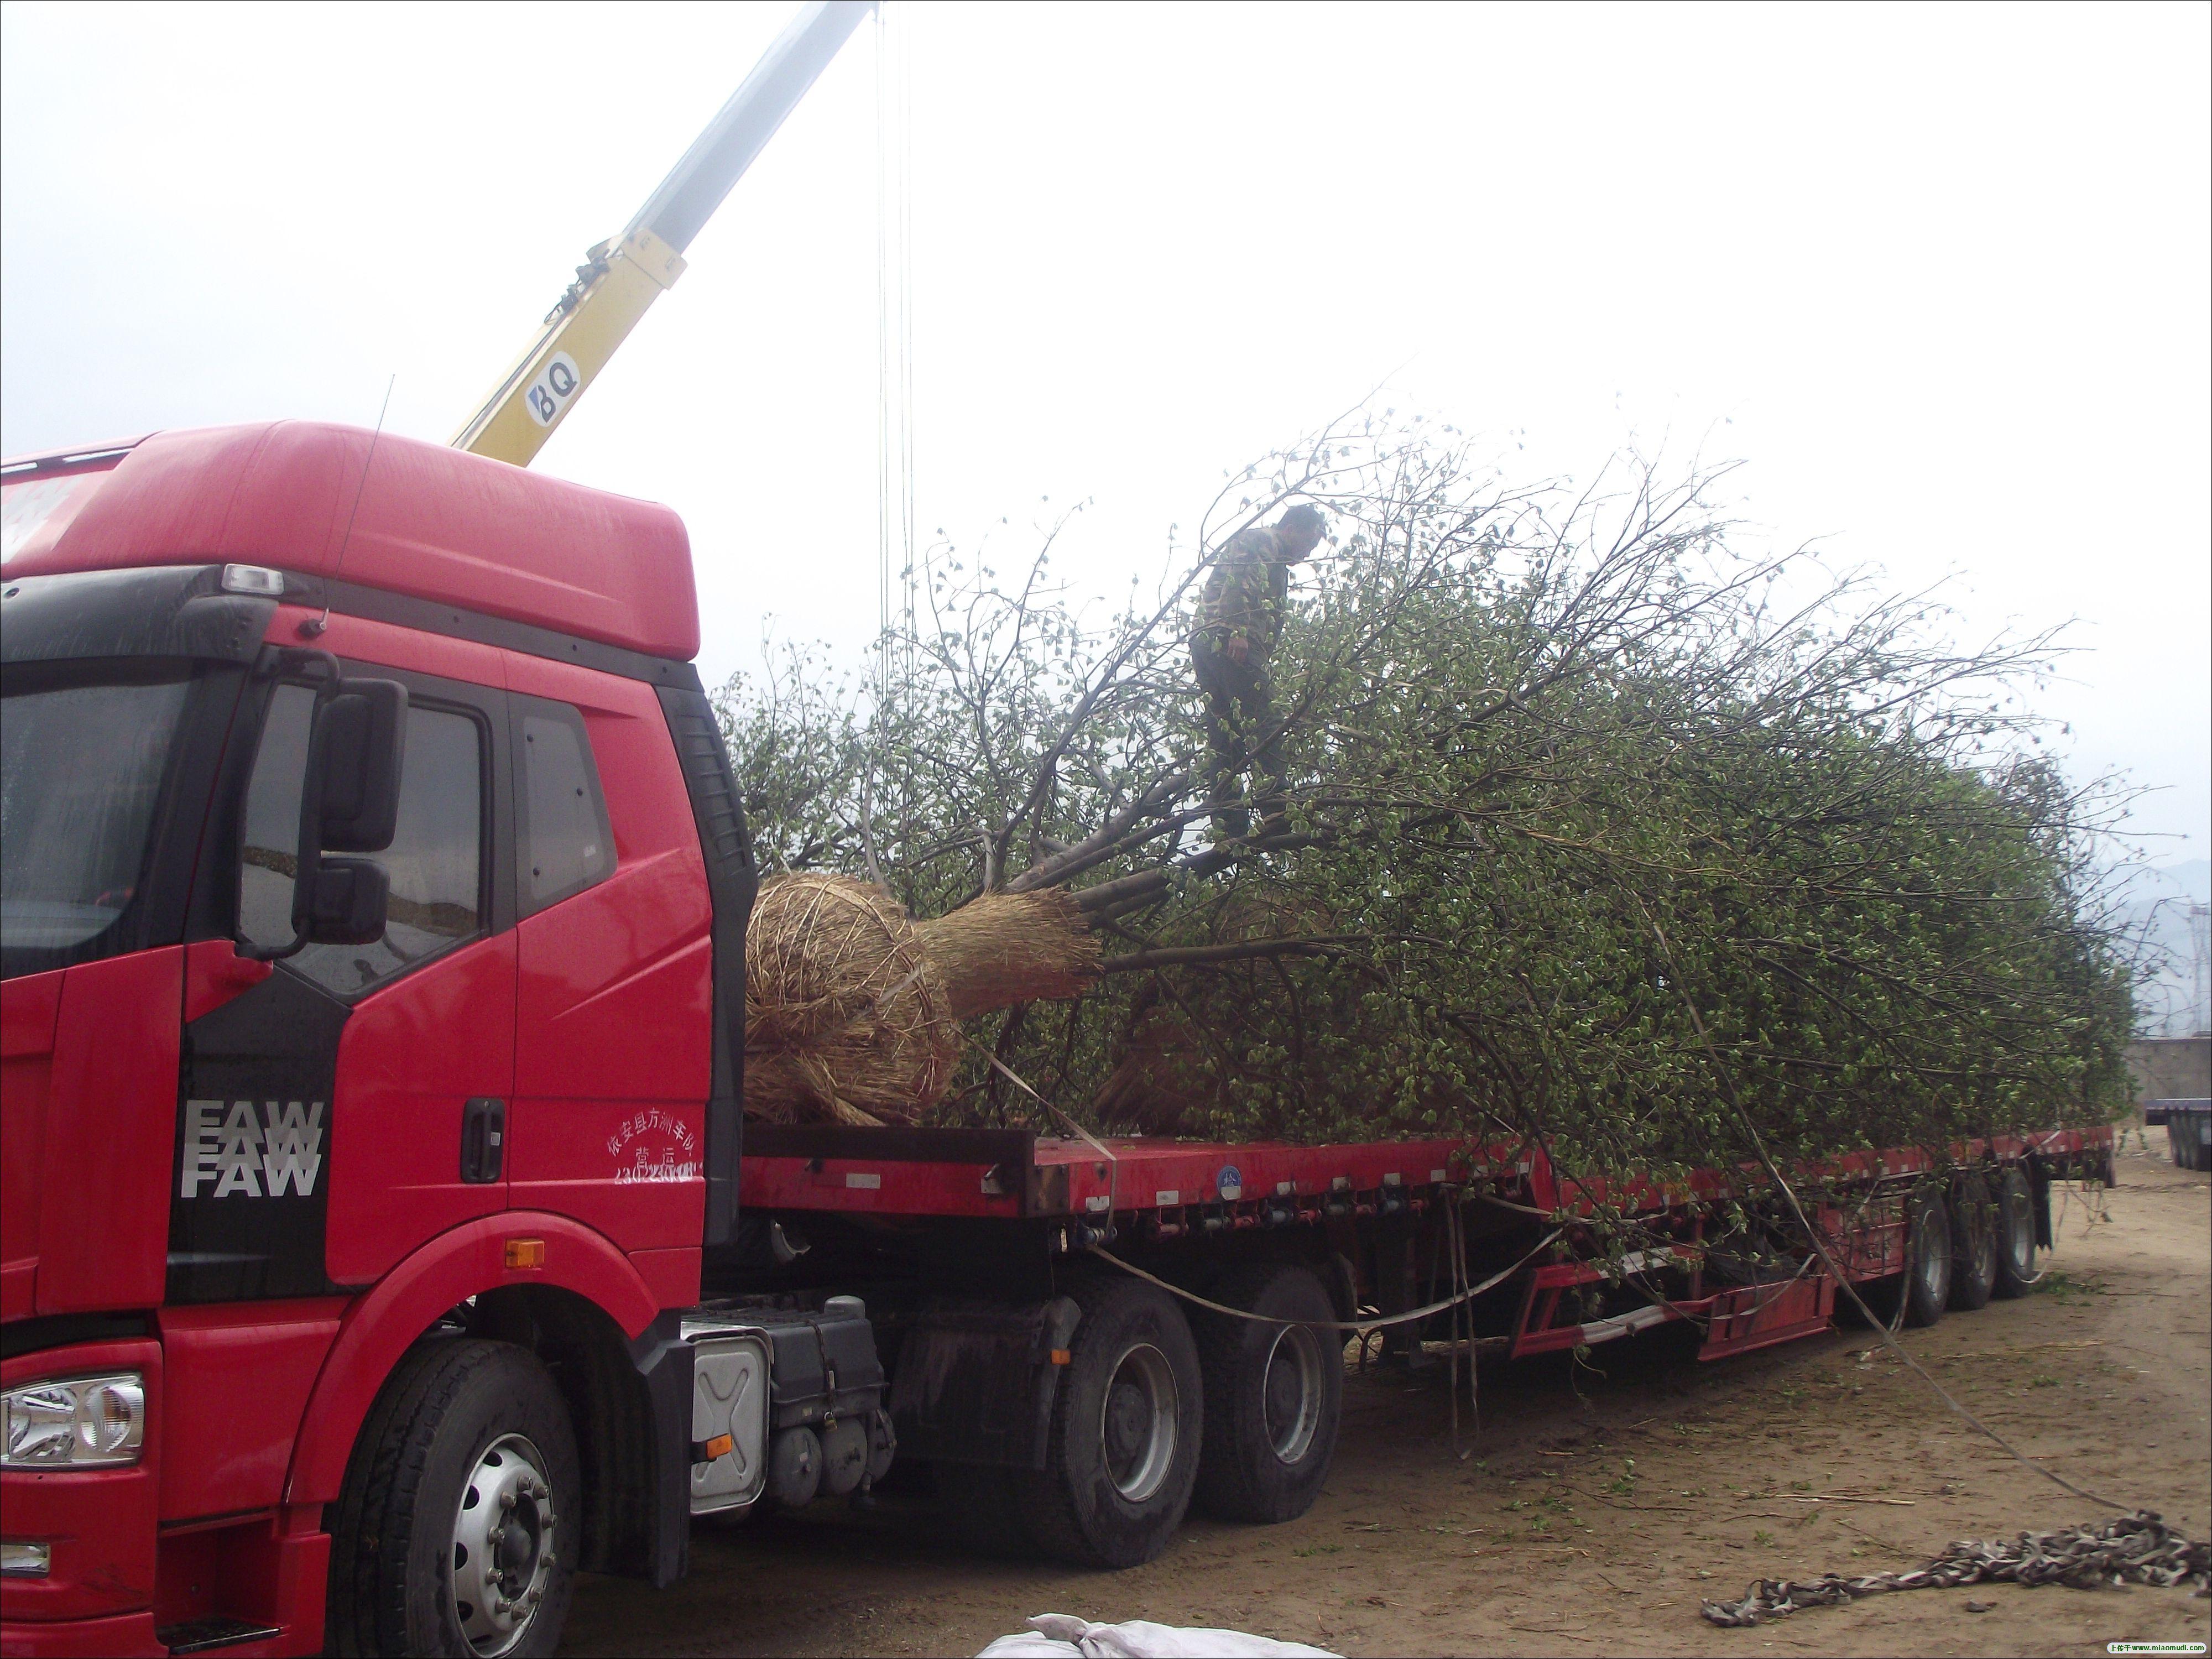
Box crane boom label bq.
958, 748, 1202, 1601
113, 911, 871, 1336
452, 0, 874, 467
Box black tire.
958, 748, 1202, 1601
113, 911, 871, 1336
1948, 1172, 1998, 1312
933, 1460, 1034, 1559
1991, 1167, 2042, 1299
1850, 1191, 1949, 1329
1900, 1191, 1952, 1327
1192, 1265, 1343, 1524
1014, 1275, 1203, 1568
327, 1339, 578, 1658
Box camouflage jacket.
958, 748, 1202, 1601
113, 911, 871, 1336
1191, 527, 1294, 660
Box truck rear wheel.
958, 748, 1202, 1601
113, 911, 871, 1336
1192, 1264, 1342, 1524
1016, 1275, 1203, 1568
327, 1339, 579, 1658
1948, 1173, 1997, 1311
1990, 1167, 2042, 1297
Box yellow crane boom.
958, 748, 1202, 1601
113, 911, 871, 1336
453, 0, 873, 467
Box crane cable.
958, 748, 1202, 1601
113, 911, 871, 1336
859, 2, 914, 891
875, 1, 914, 706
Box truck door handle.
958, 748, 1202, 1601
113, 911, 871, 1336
461, 1098, 505, 1184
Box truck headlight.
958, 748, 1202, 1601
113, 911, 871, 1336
1, 1374, 145, 1467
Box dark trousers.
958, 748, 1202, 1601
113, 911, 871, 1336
1191, 642, 1284, 838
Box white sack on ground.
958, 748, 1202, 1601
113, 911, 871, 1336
975, 1613, 1340, 1659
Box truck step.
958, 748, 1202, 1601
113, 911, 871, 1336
154, 1619, 284, 1655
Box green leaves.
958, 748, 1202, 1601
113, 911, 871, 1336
713, 415, 2136, 1176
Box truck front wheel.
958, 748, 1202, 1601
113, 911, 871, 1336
327, 1339, 580, 1658
1193, 1264, 1342, 1524
1018, 1276, 1203, 1568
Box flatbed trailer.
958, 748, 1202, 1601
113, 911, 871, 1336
735, 1121, 2116, 1372
691, 1119, 2109, 1578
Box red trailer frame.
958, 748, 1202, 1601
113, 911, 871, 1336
738, 1121, 2115, 1366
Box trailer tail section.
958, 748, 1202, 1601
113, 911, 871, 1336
2149, 1099, 2212, 1170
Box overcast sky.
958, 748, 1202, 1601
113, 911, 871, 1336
4, 1, 2206, 853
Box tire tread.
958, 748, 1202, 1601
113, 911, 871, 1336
1015, 1274, 1201, 1568
1991, 1167, 2042, 1299
1192, 1264, 1340, 1525
326, 1337, 575, 1657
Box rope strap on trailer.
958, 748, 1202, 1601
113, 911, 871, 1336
1084, 1230, 1561, 1335
1700, 1511, 2211, 1626
975, 1045, 1124, 1214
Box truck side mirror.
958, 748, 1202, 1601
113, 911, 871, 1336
313, 679, 408, 853
292, 677, 406, 945
241, 665, 411, 961
300, 857, 392, 945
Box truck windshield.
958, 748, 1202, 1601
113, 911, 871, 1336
0, 665, 191, 957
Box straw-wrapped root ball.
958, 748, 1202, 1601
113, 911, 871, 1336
743, 874, 1099, 1126
743, 874, 955, 1126
913, 888, 1100, 1019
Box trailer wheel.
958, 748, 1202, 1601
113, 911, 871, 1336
1192, 1265, 1343, 1525
1990, 1167, 2042, 1298
1897, 1191, 1951, 1327
1948, 1173, 1998, 1311
327, 1339, 578, 1659
1016, 1275, 1203, 1568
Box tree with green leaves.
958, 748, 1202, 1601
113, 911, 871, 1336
716, 411, 2136, 1180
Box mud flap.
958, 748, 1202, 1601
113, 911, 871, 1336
627, 1312, 696, 1587
889, 1297, 1079, 1470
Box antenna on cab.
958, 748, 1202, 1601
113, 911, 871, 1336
301, 373, 394, 639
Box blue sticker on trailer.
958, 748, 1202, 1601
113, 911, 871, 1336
1218, 1164, 1241, 1197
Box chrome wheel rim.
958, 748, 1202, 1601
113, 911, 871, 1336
1262, 1324, 1325, 1465
451, 1433, 556, 1657
1099, 1343, 1178, 1503
2005, 1190, 2034, 1269
1969, 1200, 1997, 1283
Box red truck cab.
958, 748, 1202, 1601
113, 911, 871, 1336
2, 422, 761, 1656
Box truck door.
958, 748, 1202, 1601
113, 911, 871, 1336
502, 654, 714, 1271
170, 656, 517, 1300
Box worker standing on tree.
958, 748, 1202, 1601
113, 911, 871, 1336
1189, 503, 1328, 839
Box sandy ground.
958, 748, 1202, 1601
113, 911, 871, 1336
564, 1131, 2211, 1658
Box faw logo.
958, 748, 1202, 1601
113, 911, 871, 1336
181, 1099, 326, 1198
